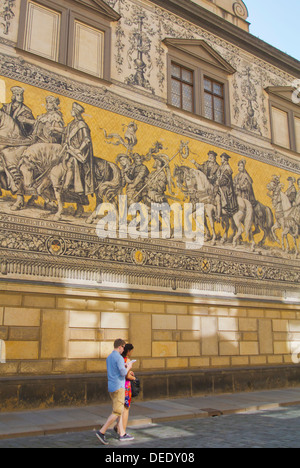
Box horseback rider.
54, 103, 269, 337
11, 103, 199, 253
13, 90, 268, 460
2, 86, 35, 138
234, 159, 257, 207
191, 150, 221, 221
285, 177, 297, 206
1, 87, 35, 211
214, 153, 238, 221
31, 96, 65, 144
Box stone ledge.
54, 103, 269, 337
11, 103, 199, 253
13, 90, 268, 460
1, 365, 300, 412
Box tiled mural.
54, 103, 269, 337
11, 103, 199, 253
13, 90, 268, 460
0, 0, 299, 298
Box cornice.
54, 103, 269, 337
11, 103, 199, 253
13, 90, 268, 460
149, 0, 300, 77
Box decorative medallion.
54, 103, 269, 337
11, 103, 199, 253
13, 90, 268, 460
47, 237, 66, 256
256, 266, 266, 280
201, 259, 211, 274
132, 249, 147, 266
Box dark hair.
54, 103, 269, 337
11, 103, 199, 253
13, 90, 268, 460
122, 343, 134, 358
114, 338, 126, 349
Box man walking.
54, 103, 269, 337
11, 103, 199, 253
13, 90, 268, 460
96, 339, 134, 445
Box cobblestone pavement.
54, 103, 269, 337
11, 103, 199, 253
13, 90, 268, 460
0, 405, 300, 449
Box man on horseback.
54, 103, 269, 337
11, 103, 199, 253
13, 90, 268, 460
234, 159, 257, 207
31, 96, 65, 144
214, 153, 238, 221
191, 150, 221, 221
2, 86, 35, 138
285, 177, 297, 206
1, 87, 35, 210
191, 150, 219, 186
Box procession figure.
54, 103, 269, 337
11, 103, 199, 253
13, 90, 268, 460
31, 96, 64, 144
191, 150, 219, 186
215, 153, 238, 220
126, 153, 149, 204
2, 86, 35, 138
145, 154, 174, 205
234, 159, 257, 207
116, 154, 134, 192
0, 87, 35, 210
191, 150, 222, 220
62, 102, 94, 197
285, 177, 297, 206
290, 178, 300, 226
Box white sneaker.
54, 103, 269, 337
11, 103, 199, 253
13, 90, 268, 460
119, 433, 134, 441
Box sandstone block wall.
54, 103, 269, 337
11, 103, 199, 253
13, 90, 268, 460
0, 284, 300, 377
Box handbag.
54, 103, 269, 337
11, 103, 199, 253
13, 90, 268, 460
131, 377, 141, 398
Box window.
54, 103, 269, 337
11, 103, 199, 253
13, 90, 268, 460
18, 0, 119, 80
171, 63, 194, 113
71, 20, 104, 78
204, 77, 225, 124
164, 39, 235, 127
24, 1, 61, 62
267, 87, 300, 154
271, 107, 291, 149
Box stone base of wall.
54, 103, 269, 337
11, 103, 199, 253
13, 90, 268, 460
1, 366, 300, 412
1, 282, 300, 378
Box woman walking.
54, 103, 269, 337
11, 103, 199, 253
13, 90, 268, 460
115, 343, 136, 435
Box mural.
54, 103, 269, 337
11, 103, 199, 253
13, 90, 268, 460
0, 78, 299, 262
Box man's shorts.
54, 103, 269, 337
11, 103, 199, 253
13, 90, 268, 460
109, 388, 125, 417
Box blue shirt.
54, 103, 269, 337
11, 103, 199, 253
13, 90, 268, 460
106, 350, 127, 393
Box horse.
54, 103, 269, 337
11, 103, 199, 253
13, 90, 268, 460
19, 143, 122, 221
174, 165, 255, 250
252, 201, 276, 246
267, 179, 299, 255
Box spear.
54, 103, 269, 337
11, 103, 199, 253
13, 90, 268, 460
132, 141, 190, 201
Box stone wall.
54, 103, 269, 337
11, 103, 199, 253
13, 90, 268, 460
0, 283, 299, 378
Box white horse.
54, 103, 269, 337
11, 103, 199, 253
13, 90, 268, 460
267, 179, 299, 255
174, 165, 255, 250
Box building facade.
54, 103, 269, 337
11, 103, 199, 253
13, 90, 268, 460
0, 0, 300, 408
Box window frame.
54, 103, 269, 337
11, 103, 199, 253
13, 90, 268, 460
166, 48, 231, 127
18, 0, 69, 64
18, 0, 113, 81
67, 10, 111, 80
269, 95, 300, 154
203, 75, 225, 125
171, 62, 195, 113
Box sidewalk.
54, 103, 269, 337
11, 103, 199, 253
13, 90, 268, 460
0, 387, 300, 440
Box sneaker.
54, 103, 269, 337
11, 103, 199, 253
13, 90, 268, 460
95, 430, 108, 445
119, 433, 134, 442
